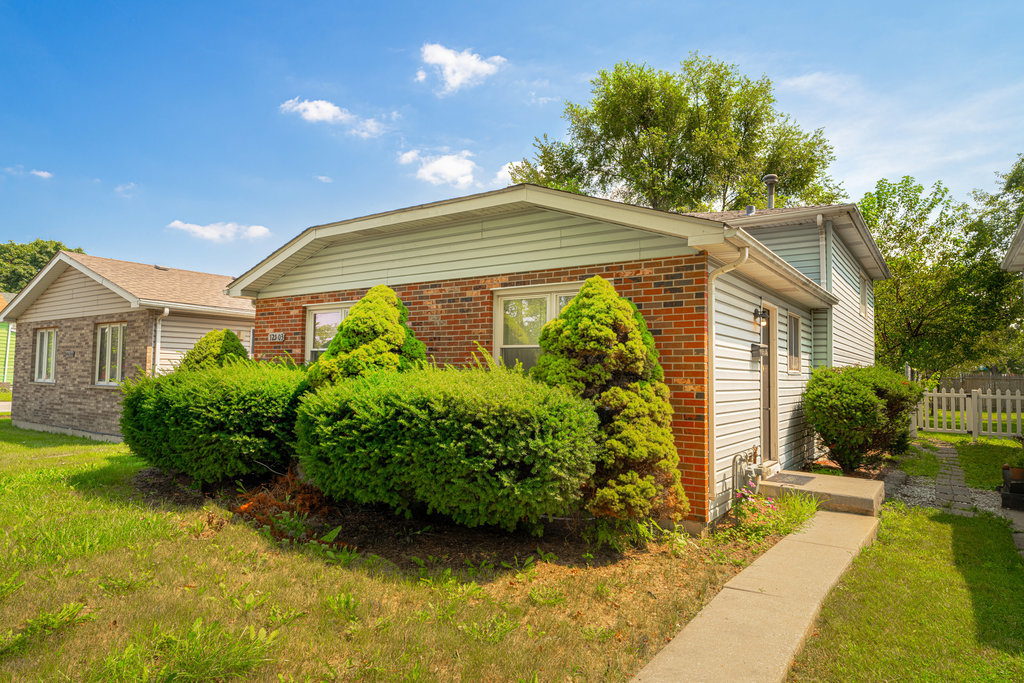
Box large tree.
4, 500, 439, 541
509, 54, 844, 211
0, 239, 84, 292
860, 173, 1024, 375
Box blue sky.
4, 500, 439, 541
2, 0, 1022, 277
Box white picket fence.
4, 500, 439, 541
916, 387, 1024, 440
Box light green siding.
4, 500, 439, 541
745, 224, 822, 283
0, 322, 13, 384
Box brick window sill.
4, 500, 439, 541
88, 384, 122, 390
30, 381, 56, 386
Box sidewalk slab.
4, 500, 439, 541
760, 471, 884, 516
633, 511, 878, 683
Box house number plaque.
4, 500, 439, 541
268, 332, 285, 342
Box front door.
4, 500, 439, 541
760, 305, 777, 461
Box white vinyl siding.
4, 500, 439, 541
19, 267, 132, 322
811, 308, 829, 367
711, 273, 814, 521
745, 224, 822, 283
94, 322, 127, 385
34, 328, 56, 382
258, 209, 697, 299
831, 235, 875, 366
157, 316, 253, 373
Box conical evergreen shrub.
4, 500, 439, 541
177, 329, 248, 371
533, 276, 687, 521
307, 284, 426, 387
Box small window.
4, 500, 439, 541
305, 304, 351, 362
788, 314, 801, 372
34, 328, 56, 382
494, 287, 580, 371
860, 275, 869, 317
95, 322, 128, 384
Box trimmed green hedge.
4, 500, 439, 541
296, 366, 600, 532
121, 362, 308, 484
803, 365, 923, 471
178, 329, 248, 371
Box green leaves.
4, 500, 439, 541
509, 53, 843, 212
178, 329, 249, 371
0, 239, 84, 293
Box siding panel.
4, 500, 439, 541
20, 268, 132, 322
831, 235, 875, 366
259, 210, 696, 298
746, 224, 822, 283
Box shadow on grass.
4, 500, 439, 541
0, 417, 122, 450
65, 455, 208, 511
949, 511, 1024, 655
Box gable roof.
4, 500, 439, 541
682, 204, 890, 280
227, 184, 841, 309
1002, 215, 1024, 272
0, 251, 255, 322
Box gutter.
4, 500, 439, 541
153, 307, 170, 376
705, 246, 750, 523
137, 299, 255, 318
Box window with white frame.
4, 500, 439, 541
493, 285, 581, 370
305, 303, 352, 362
34, 328, 56, 382
95, 322, 128, 384
787, 313, 801, 372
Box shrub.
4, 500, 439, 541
121, 362, 308, 484
177, 329, 248, 371
803, 365, 923, 471
306, 285, 425, 388
532, 275, 687, 521
296, 366, 599, 532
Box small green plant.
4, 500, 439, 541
528, 586, 566, 606
0, 602, 96, 658
324, 593, 359, 621
0, 573, 24, 604
143, 618, 278, 680
98, 571, 154, 593
731, 483, 819, 543
177, 329, 248, 371
580, 625, 615, 642
267, 605, 306, 628
457, 614, 518, 643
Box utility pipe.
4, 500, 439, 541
153, 307, 170, 376
705, 246, 750, 523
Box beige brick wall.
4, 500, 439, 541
11, 310, 156, 439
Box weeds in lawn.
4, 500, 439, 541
528, 586, 566, 606
0, 574, 23, 604
457, 614, 518, 643
729, 484, 819, 544
267, 605, 306, 628
0, 602, 95, 659
900, 444, 941, 478
98, 571, 154, 594
324, 592, 359, 621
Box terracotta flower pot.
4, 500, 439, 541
1010, 467, 1024, 481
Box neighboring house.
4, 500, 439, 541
1002, 215, 1024, 276
227, 184, 888, 526
0, 292, 15, 385
0, 251, 255, 440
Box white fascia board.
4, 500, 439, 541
1001, 216, 1024, 271
0, 252, 139, 322
226, 184, 727, 297
137, 299, 255, 319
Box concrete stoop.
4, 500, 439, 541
633, 511, 879, 683
759, 470, 885, 516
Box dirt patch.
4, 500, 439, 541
804, 454, 896, 480
132, 467, 207, 508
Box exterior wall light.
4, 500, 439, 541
753, 307, 770, 327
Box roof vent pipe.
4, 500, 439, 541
746, 205, 756, 216
763, 174, 779, 209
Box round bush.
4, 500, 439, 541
296, 366, 600, 532
121, 362, 308, 484
177, 329, 248, 371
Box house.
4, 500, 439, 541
0, 251, 255, 440
227, 184, 888, 526
0, 292, 14, 386
1002, 215, 1024, 275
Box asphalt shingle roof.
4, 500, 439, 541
680, 204, 839, 221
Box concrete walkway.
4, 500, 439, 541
633, 511, 879, 683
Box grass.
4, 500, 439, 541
898, 443, 941, 479
790, 503, 1024, 681
0, 417, 810, 680
0, 391, 10, 402
919, 431, 1022, 489
920, 409, 1022, 435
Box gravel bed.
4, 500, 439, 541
888, 473, 1004, 516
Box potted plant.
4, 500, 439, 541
1009, 436, 1024, 481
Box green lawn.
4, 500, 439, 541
791, 503, 1024, 681
920, 431, 1021, 489
0, 391, 11, 402
0, 417, 790, 680
898, 442, 941, 479
920, 409, 1022, 436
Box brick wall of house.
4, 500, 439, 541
11, 309, 155, 438
252, 255, 713, 522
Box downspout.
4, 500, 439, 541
706, 245, 750, 523
153, 308, 170, 376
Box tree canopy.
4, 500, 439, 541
0, 239, 84, 293
509, 54, 844, 212
861, 168, 1024, 375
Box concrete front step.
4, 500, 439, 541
759, 470, 885, 516
633, 511, 879, 683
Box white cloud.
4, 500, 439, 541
776, 72, 1024, 198
279, 97, 389, 138
398, 149, 478, 188
415, 69, 427, 82
114, 182, 136, 197
168, 220, 271, 243
3, 165, 53, 179
491, 162, 515, 187
314, 175, 333, 183
419, 43, 506, 95
528, 92, 556, 106
29, 169, 53, 179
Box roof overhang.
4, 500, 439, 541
0, 252, 255, 323
227, 184, 725, 298
1002, 215, 1024, 272
723, 204, 891, 281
